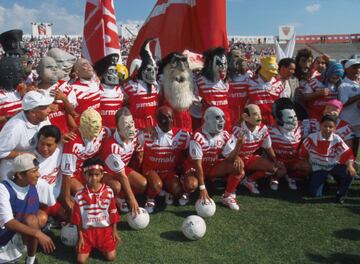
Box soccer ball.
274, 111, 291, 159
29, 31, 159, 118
195, 198, 216, 218
60, 224, 78, 247
182, 215, 206, 240
127, 207, 150, 230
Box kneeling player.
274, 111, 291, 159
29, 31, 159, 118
187, 107, 244, 210
138, 106, 194, 211
72, 157, 120, 264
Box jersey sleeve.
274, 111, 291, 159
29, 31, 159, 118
222, 135, 237, 158
0, 184, 13, 227
105, 154, 125, 173
61, 153, 77, 176
71, 199, 82, 227
108, 196, 120, 224
189, 140, 203, 160
0, 123, 21, 159
261, 127, 272, 149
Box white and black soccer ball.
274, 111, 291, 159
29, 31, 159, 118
60, 223, 78, 247
195, 198, 216, 218
182, 215, 206, 240
127, 207, 150, 230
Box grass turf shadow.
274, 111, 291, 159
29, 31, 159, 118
160, 230, 194, 242
307, 252, 360, 264
334, 228, 360, 241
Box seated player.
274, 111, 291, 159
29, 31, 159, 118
299, 115, 357, 203
99, 107, 147, 214
269, 98, 312, 190
233, 104, 282, 194
72, 157, 120, 264
61, 109, 110, 218
138, 106, 194, 212
187, 106, 244, 211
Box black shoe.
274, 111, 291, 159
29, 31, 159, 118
335, 194, 345, 204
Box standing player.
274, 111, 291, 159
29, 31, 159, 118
188, 107, 244, 211
99, 107, 147, 215
233, 104, 282, 193
138, 106, 194, 212
72, 157, 120, 264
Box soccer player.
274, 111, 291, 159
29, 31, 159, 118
72, 157, 120, 264
138, 106, 193, 211
99, 107, 147, 215
188, 106, 244, 211
0, 154, 55, 264
234, 104, 282, 194
299, 115, 357, 203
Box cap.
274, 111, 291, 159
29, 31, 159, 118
0, 29, 24, 55
344, 59, 360, 69
13, 153, 39, 172
325, 99, 343, 111
93, 53, 119, 76
22, 90, 54, 111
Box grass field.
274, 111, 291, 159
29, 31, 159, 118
35, 179, 360, 264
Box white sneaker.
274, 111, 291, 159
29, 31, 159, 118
269, 180, 279, 191
178, 193, 189, 206
165, 192, 174, 205
221, 193, 239, 211
286, 175, 297, 190
241, 178, 260, 194
144, 199, 156, 214
116, 198, 129, 213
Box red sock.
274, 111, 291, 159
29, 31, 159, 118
249, 171, 266, 181
225, 174, 241, 194
118, 191, 126, 199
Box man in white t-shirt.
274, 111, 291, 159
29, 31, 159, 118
0, 90, 53, 180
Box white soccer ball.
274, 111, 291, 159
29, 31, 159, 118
127, 207, 150, 230
182, 215, 206, 240
195, 198, 216, 218
60, 223, 78, 247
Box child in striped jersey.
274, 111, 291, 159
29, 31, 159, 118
72, 157, 120, 263
299, 115, 357, 203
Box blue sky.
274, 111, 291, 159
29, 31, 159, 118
0, 0, 359, 36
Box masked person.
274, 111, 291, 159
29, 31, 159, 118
159, 52, 195, 132
61, 109, 110, 218
137, 106, 193, 212
247, 56, 285, 126
47, 48, 77, 82
232, 104, 282, 194
269, 98, 311, 190
227, 48, 250, 125
123, 39, 160, 130
36, 56, 77, 134
196, 47, 232, 131
187, 107, 244, 211
0, 30, 26, 129
94, 53, 124, 130
302, 61, 344, 120
69, 58, 101, 124
99, 107, 147, 215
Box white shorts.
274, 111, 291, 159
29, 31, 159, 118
0, 233, 26, 263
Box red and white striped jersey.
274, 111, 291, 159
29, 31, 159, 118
70, 79, 101, 116
99, 84, 124, 129
232, 121, 272, 158
196, 75, 229, 113
72, 184, 119, 229
99, 130, 139, 175
299, 132, 354, 171
122, 80, 160, 129
138, 126, 190, 172
0, 90, 22, 130
301, 118, 354, 142
303, 76, 338, 119
228, 74, 249, 110
247, 76, 285, 126
268, 125, 302, 162
61, 128, 109, 179
189, 128, 233, 167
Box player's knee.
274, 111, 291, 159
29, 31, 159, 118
104, 251, 116, 261
184, 176, 198, 193
37, 210, 48, 228
111, 180, 122, 195
24, 214, 40, 229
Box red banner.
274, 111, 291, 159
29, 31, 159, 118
127, 0, 228, 67
83, 0, 121, 64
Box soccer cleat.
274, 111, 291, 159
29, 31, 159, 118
285, 175, 297, 190
241, 178, 260, 194
269, 179, 279, 191
221, 193, 240, 211
144, 199, 156, 214
165, 192, 174, 205
116, 198, 129, 213
178, 193, 190, 206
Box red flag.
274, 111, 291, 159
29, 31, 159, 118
83, 0, 121, 64
126, 0, 228, 68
